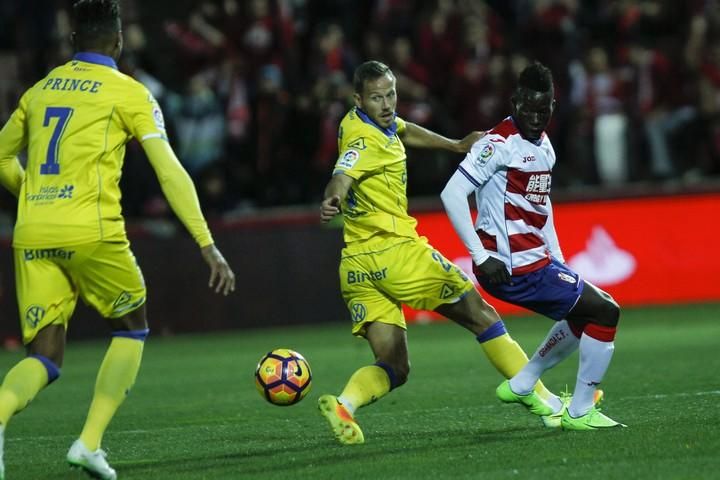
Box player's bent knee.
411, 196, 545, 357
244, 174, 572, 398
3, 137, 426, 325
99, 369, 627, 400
440, 291, 499, 332
30, 354, 61, 384
110, 304, 148, 332
390, 361, 410, 388
395, 366, 409, 387
27, 325, 66, 367
375, 360, 409, 389
597, 297, 620, 327
112, 328, 150, 342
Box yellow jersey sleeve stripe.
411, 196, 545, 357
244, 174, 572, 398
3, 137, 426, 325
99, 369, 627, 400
140, 133, 167, 141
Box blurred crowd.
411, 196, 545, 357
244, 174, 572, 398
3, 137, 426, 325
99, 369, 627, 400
1, 0, 720, 219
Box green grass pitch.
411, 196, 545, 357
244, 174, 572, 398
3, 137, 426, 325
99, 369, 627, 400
1, 303, 718, 479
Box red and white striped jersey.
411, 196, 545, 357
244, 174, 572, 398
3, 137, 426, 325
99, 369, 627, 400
443, 117, 563, 275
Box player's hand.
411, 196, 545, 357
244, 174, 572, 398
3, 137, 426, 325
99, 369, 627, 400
201, 244, 236, 295
457, 131, 486, 153
320, 195, 341, 223
475, 257, 511, 285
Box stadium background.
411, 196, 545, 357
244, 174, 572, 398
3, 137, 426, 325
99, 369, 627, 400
0, 0, 719, 339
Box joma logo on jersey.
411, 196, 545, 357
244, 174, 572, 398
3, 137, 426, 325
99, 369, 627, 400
24, 248, 76, 261
347, 268, 388, 284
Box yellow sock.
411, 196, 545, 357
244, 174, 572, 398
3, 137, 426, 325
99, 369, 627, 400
338, 365, 391, 412
0, 357, 50, 426
79, 337, 144, 450
480, 333, 554, 401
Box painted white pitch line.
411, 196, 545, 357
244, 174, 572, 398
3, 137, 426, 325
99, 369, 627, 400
622, 390, 720, 400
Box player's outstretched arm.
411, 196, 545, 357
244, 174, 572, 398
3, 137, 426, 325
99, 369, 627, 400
141, 137, 236, 295
320, 173, 353, 223
400, 122, 485, 153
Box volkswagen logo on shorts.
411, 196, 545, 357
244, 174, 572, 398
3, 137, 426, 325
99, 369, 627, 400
25, 305, 46, 328
350, 303, 367, 323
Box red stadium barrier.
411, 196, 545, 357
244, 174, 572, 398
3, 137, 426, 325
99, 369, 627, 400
405, 193, 720, 321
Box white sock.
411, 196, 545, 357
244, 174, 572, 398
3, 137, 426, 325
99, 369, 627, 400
337, 395, 356, 416
510, 320, 580, 395
568, 333, 615, 417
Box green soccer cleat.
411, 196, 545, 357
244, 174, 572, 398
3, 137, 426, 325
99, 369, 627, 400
541, 388, 605, 428
561, 406, 626, 431
496, 380, 554, 416
318, 395, 364, 445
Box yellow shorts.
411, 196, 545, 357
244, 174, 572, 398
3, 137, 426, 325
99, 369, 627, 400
14, 241, 146, 344
340, 235, 474, 337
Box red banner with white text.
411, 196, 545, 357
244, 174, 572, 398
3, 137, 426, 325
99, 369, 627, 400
406, 193, 720, 320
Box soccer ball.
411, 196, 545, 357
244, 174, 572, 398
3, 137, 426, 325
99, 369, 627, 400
254, 348, 312, 406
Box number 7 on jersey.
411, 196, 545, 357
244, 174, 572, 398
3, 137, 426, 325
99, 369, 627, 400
41, 106, 74, 175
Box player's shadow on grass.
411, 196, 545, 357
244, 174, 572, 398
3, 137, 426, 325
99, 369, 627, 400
114, 424, 558, 477
371, 424, 559, 445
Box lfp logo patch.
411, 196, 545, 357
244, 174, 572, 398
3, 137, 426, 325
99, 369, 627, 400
152, 106, 165, 130
338, 150, 360, 170
478, 143, 495, 166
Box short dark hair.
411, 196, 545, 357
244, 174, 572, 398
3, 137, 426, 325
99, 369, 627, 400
73, 0, 121, 50
353, 61, 393, 93
517, 62, 553, 93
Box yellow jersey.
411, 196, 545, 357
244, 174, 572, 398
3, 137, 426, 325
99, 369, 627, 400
333, 107, 419, 245
0, 52, 173, 248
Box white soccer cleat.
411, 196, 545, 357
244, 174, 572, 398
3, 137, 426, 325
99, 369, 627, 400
67, 439, 117, 480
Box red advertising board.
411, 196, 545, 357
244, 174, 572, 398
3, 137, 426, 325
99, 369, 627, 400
406, 193, 720, 320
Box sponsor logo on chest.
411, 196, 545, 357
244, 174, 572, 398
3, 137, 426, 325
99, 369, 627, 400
26, 184, 75, 204
506, 168, 552, 205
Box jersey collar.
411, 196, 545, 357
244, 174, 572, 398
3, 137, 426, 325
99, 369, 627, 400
72, 52, 118, 70
355, 107, 398, 137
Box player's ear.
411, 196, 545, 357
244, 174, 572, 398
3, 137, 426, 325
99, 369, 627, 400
114, 31, 124, 59
352, 92, 362, 109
